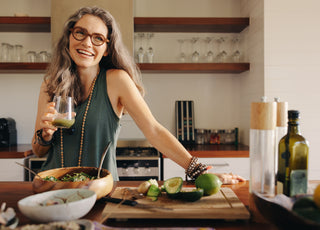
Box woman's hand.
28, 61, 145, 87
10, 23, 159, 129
39, 102, 58, 142
213, 173, 246, 185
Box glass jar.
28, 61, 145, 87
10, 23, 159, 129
225, 129, 235, 144
195, 129, 205, 144
209, 129, 220, 144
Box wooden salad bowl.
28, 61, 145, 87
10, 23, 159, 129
32, 167, 113, 200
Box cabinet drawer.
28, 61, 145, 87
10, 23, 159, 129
163, 158, 249, 180
0, 158, 24, 181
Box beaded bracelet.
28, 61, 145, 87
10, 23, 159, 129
185, 156, 209, 180
34, 129, 53, 146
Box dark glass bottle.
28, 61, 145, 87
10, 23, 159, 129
277, 110, 309, 196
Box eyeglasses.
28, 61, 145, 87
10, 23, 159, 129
69, 27, 109, 46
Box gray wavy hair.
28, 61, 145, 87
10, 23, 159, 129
45, 6, 144, 104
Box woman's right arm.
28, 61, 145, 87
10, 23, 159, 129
32, 81, 57, 157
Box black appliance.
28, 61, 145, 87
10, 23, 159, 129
0, 118, 17, 147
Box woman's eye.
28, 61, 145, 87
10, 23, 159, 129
94, 35, 104, 42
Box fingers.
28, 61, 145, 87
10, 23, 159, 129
213, 172, 246, 185
38, 102, 58, 141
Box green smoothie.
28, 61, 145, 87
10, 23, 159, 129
52, 118, 75, 128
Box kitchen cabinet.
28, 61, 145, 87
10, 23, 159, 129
134, 17, 250, 73
0, 16, 249, 73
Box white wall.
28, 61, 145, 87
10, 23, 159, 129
264, 0, 320, 179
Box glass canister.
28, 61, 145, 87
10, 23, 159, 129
250, 98, 277, 196
195, 129, 205, 144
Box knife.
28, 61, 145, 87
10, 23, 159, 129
101, 196, 173, 212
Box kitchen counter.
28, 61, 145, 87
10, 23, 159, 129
0, 181, 279, 229
0, 144, 31, 158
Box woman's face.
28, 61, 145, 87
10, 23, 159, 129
69, 14, 108, 69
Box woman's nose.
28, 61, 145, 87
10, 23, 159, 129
82, 36, 93, 47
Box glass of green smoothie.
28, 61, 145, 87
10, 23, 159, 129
52, 96, 75, 129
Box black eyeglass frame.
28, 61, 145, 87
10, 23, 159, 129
69, 27, 110, 46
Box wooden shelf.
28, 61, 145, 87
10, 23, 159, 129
134, 17, 249, 33
0, 62, 48, 73
0, 16, 50, 32
137, 63, 250, 74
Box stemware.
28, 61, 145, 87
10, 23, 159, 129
231, 36, 241, 62
216, 37, 228, 63
191, 37, 200, 63
146, 33, 154, 63
177, 39, 186, 63
137, 33, 145, 63
204, 37, 214, 62
52, 96, 75, 129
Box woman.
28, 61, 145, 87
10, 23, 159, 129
32, 6, 244, 184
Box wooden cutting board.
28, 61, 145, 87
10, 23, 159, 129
102, 187, 250, 220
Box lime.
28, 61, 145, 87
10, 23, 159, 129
314, 184, 320, 208
164, 177, 183, 194
195, 173, 222, 196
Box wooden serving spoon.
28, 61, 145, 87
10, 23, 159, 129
15, 161, 43, 180
97, 141, 111, 179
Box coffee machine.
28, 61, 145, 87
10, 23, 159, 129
0, 118, 17, 147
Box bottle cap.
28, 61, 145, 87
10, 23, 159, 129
288, 110, 299, 119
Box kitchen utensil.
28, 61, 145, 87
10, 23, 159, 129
97, 141, 111, 179
15, 162, 42, 180
101, 196, 172, 212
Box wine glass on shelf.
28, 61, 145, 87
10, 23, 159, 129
191, 37, 200, 63
146, 33, 154, 63
231, 35, 241, 63
204, 37, 214, 62
52, 96, 75, 129
177, 39, 186, 63
137, 33, 145, 63
216, 37, 228, 63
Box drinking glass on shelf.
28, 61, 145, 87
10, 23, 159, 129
177, 39, 186, 63
1, 43, 9, 62
231, 36, 241, 62
137, 33, 145, 63
191, 37, 200, 63
13, 44, 23, 62
146, 33, 154, 63
52, 96, 75, 129
26, 51, 37, 63
204, 37, 214, 62
216, 37, 228, 63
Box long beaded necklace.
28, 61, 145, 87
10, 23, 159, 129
60, 75, 98, 168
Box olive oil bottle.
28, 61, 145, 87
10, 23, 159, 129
277, 110, 309, 196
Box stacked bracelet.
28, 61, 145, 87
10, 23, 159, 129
34, 129, 53, 146
185, 156, 209, 180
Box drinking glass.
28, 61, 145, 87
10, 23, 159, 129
231, 36, 241, 62
52, 96, 75, 129
191, 37, 200, 63
177, 39, 186, 62
146, 33, 154, 63
216, 37, 228, 63
204, 37, 214, 62
137, 33, 145, 63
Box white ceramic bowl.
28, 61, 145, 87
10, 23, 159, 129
18, 189, 96, 223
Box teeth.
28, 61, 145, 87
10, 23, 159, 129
78, 49, 93, 56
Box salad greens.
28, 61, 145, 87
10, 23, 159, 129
43, 172, 96, 182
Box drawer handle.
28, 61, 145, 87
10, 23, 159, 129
207, 163, 229, 167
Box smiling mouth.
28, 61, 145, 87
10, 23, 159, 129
77, 49, 94, 57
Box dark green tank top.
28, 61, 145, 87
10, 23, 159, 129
41, 68, 121, 181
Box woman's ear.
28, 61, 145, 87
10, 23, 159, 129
103, 50, 108, 57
